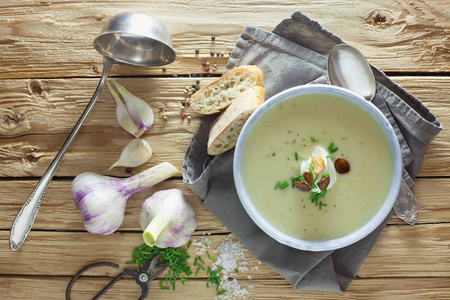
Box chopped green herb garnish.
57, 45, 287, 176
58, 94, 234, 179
217, 290, 227, 296
234, 268, 239, 273
195, 266, 201, 276
328, 142, 338, 153
290, 175, 304, 188
326, 155, 334, 158
116, 231, 124, 236
295, 152, 299, 161
279, 181, 289, 189
129, 244, 192, 291
322, 173, 329, 177
198, 264, 205, 271
274, 181, 280, 190
309, 190, 328, 209
198, 257, 205, 264
328, 142, 335, 152
186, 241, 192, 249
194, 257, 198, 266
206, 251, 215, 261
181, 277, 189, 285
310, 137, 317, 142
159, 280, 170, 290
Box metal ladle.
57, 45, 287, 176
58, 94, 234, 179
327, 44, 418, 225
10, 13, 176, 251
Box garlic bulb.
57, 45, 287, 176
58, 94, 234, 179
107, 80, 154, 138
72, 162, 180, 235
139, 189, 197, 248
109, 139, 153, 170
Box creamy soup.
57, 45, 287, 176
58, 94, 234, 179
240, 93, 393, 241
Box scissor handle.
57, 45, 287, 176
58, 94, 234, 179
93, 270, 137, 300
66, 262, 119, 300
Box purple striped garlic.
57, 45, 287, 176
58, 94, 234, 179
71, 162, 180, 235
139, 189, 197, 248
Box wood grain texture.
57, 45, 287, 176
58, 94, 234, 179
0, 77, 448, 177
0, 0, 449, 298
1, 276, 450, 299
1, 177, 448, 231
0, 224, 449, 278
0, 0, 448, 79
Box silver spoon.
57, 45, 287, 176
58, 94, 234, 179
9, 13, 176, 251
327, 44, 418, 225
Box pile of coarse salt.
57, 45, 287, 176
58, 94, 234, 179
192, 233, 254, 299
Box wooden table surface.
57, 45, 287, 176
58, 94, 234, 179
1, 1, 449, 299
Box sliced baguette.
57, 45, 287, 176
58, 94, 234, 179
190, 65, 264, 115
207, 86, 265, 156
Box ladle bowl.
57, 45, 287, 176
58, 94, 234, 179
9, 13, 176, 251
94, 13, 176, 67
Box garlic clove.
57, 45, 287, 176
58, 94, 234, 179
113, 80, 154, 136
109, 138, 153, 170
107, 81, 141, 137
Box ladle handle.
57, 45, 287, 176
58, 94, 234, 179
9, 57, 114, 251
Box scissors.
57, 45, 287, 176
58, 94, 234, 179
66, 254, 168, 300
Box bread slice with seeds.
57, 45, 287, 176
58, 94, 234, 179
207, 86, 265, 156
190, 65, 264, 115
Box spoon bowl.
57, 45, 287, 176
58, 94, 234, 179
327, 44, 418, 225
10, 13, 176, 251
328, 44, 376, 101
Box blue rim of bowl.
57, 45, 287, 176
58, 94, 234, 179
233, 84, 402, 251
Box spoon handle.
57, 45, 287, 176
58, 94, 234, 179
394, 178, 419, 225
9, 57, 114, 251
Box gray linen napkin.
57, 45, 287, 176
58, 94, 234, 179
182, 10, 442, 292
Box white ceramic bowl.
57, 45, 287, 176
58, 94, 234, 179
233, 84, 402, 251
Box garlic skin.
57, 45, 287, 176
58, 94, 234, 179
72, 162, 180, 235
114, 80, 154, 138
109, 139, 153, 170
139, 189, 197, 248
107, 80, 154, 138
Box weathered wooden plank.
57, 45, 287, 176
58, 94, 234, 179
0, 77, 448, 177
0, 180, 223, 231
1, 276, 449, 299
0, 0, 448, 79
0, 224, 449, 278
0, 78, 204, 138
389, 77, 450, 177
1, 178, 448, 231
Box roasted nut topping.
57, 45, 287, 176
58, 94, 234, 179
294, 181, 311, 192
303, 171, 315, 186
334, 158, 350, 174
319, 176, 330, 190
311, 156, 325, 174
